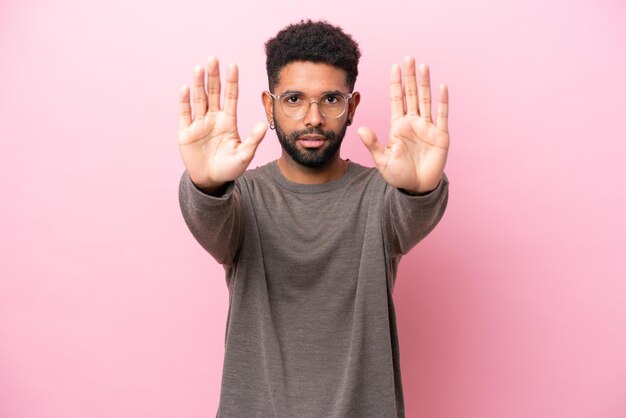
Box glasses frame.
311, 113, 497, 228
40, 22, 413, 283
267, 91, 354, 120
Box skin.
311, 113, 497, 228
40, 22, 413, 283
177, 55, 449, 195
261, 61, 360, 184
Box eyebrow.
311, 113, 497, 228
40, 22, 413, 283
280, 89, 347, 95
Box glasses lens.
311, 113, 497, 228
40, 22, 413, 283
319, 94, 347, 118
279, 93, 347, 119
280, 94, 306, 119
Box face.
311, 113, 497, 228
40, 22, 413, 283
263, 61, 360, 169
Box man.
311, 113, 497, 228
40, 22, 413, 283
178, 20, 450, 418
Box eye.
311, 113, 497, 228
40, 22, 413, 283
283, 94, 303, 105
322, 94, 341, 105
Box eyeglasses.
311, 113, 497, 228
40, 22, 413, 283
267, 91, 353, 120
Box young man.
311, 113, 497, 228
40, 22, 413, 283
178, 20, 450, 418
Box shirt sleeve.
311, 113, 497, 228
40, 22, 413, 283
178, 170, 243, 266
382, 172, 450, 257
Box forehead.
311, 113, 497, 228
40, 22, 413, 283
275, 61, 349, 93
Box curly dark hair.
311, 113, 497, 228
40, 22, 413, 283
265, 20, 361, 92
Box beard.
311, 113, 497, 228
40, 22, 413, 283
274, 114, 349, 169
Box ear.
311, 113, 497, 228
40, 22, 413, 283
261, 91, 274, 123
347, 91, 361, 124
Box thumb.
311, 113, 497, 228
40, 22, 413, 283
357, 126, 385, 162
239, 122, 268, 161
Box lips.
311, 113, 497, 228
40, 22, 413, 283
297, 134, 326, 148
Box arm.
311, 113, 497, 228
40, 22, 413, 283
359, 56, 451, 254
176, 56, 266, 264
178, 171, 242, 266
383, 172, 449, 256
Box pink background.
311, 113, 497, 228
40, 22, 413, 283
1, 0, 625, 417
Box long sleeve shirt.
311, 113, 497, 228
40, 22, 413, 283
179, 160, 449, 418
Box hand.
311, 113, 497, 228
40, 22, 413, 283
178, 56, 267, 192
358, 56, 450, 194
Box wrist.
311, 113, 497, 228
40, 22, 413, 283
189, 176, 228, 196
401, 178, 441, 196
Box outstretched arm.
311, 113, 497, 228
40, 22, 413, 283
358, 56, 450, 195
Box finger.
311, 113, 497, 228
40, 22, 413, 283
389, 64, 405, 121
223, 63, 239, 117
357, 126, 386, 164
238, 122, 268, 164
179, 84, 192, 130
436, 84, 449, 133
207, 56, 221, 111
418, 63, 432, 121
192, 64, 207, 119
403, 56, 419, 116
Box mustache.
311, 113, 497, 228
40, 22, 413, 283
286, 127, 337, 141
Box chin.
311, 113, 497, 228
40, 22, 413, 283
274, 115, 349, 169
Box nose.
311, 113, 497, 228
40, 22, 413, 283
303, 100, 324, 127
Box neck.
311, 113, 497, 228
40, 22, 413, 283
277, 152, 348, 184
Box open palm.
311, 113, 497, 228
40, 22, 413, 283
178, 56, 267, 192
358, 56, 450, 194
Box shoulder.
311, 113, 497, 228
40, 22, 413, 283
347, 160, 380, 179
345, 160, 387, 190
232, 160, 280, 198
237, 160, 275, 184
